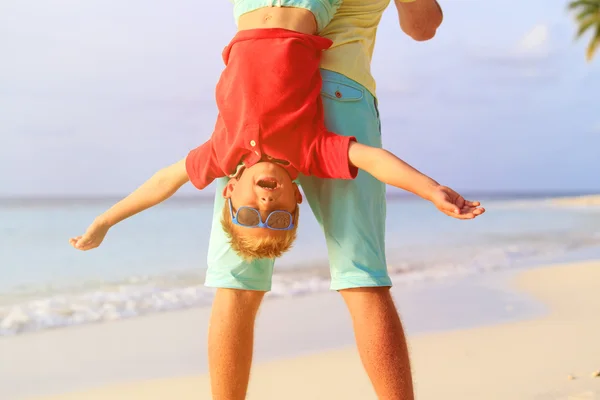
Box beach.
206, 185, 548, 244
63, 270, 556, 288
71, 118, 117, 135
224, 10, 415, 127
2, 260, 597, 399
2, 196, 600, 399
551, 195, 600, 207
3, 0, 600, 397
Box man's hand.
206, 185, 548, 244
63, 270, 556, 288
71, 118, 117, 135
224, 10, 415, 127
395, 0, 443, 41
69, 219, 110, 251
429, 186, 485, 220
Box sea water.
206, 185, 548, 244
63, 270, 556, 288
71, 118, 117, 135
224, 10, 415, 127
1, 196, 599, 336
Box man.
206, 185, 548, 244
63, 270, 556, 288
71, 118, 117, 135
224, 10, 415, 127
206, 1, 443, 399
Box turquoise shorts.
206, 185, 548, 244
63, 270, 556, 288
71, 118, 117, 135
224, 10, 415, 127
206, 69, 391, 291
231, 0, 342, 32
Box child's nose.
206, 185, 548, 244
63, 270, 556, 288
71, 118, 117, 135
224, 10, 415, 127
260, 196, 274, 203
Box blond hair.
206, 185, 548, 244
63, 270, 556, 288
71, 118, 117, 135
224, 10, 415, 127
221, 203, 299, 260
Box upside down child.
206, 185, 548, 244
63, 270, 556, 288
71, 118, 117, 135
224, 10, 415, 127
70, 2, 484, 258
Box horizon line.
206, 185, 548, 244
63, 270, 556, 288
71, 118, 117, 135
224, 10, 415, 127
0, 190, 599, 205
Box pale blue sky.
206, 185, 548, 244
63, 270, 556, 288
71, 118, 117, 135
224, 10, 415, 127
1, 0, 599, 196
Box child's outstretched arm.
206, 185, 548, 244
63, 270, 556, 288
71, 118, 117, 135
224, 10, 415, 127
70, 158, 189, 250
348, 142, 485, 219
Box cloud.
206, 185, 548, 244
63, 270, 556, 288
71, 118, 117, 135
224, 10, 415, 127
460, 23, 561, 86
515, 24, 550, 57
469, 23, 553, 63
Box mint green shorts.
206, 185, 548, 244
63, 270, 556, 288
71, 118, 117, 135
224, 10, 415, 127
205, 69, 390, 291
231, 0, 342, 32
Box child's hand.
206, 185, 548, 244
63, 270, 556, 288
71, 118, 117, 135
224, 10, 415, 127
429, 186, 485, 220
69, 219, 110, 251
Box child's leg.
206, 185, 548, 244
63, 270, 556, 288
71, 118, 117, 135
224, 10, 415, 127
298, 70, 414, 399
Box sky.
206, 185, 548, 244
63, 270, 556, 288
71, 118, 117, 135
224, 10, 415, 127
1, 0, 599, 197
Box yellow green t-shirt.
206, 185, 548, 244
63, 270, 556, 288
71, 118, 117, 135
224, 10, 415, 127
320, 0, 411, 97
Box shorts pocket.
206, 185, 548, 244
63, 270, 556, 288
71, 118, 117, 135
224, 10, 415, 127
321, 80, 364, 102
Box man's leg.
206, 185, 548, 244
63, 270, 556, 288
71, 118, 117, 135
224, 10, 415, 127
208, 288, 265, 400
299, 70, 414, 399
205, 178, 275, 399
340, 288, 413, 399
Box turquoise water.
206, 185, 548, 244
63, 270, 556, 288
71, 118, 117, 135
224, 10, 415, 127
1, 197, 599, 335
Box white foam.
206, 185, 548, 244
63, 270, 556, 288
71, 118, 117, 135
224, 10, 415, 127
2, 235, 599, 337
0, 284, 215, 336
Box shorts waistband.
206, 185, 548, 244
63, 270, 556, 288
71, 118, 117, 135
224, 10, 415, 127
232, 0, 342, 32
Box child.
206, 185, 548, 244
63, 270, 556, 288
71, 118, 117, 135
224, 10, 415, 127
70, 2, 484, 258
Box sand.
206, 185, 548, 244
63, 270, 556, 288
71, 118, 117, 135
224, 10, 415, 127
490, 194, 600, 209
18, 262, 600, 400
410, 260, 600, 400
550, 195, 600, 207
16, 260, 599, 400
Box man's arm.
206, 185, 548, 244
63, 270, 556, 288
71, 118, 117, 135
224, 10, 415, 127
395, 0, 443, 41
70, 158, 189, 250
348, 142, 485, 219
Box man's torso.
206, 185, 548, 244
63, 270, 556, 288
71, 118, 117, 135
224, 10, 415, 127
320, 0, 391, 97
231, 0, 393, 97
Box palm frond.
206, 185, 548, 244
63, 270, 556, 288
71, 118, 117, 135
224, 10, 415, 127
567, 0, 600, 11
576, 8, 600, 22
576, 15, 600, 37
585, 26, 600, 61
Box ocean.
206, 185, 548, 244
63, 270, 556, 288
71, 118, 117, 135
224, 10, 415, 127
1, 195, 600, 336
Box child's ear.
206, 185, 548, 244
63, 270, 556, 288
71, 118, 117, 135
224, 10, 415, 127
222, 178, 237, 198
293, 183, 303, 204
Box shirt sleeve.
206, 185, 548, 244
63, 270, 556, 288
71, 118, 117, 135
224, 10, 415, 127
303, 131, 358, 179
185, 139, 224, 190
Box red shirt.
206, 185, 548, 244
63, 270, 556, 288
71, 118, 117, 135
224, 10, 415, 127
186, 28, 358, 190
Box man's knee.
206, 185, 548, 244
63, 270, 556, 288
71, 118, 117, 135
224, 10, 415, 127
213, 288, 265, 316
339, 286, 398, 316
339, 286, 393, 302
339, 286, 390, 295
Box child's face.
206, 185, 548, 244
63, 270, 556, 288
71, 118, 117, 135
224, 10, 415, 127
222, 161, 302, 225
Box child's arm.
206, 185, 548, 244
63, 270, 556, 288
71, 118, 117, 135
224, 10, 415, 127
69, 158, 189, 250
348, 142, 484, 219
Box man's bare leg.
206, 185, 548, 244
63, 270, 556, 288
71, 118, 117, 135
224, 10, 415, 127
208, 288, 265, 400
340, 287, 414, 400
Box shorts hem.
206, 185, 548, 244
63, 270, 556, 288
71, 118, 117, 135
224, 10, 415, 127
330, 276, 392, 291
205, 277, 272, 292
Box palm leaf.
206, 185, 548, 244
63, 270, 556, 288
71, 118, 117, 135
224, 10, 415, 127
576, 8, 600, 22
586, 26, 600, 61
568, 0, 600, 61
575, 15, 600, 38
567, 0, 600, 11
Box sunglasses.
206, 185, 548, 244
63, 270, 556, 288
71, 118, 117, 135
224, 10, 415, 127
228, 198, 295, 230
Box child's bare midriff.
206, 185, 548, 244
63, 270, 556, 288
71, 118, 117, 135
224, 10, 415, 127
237, 7, 317, 35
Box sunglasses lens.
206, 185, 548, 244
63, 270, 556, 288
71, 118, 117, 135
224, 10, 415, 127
237, 208, 260, 226
267, 212, 292, 229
